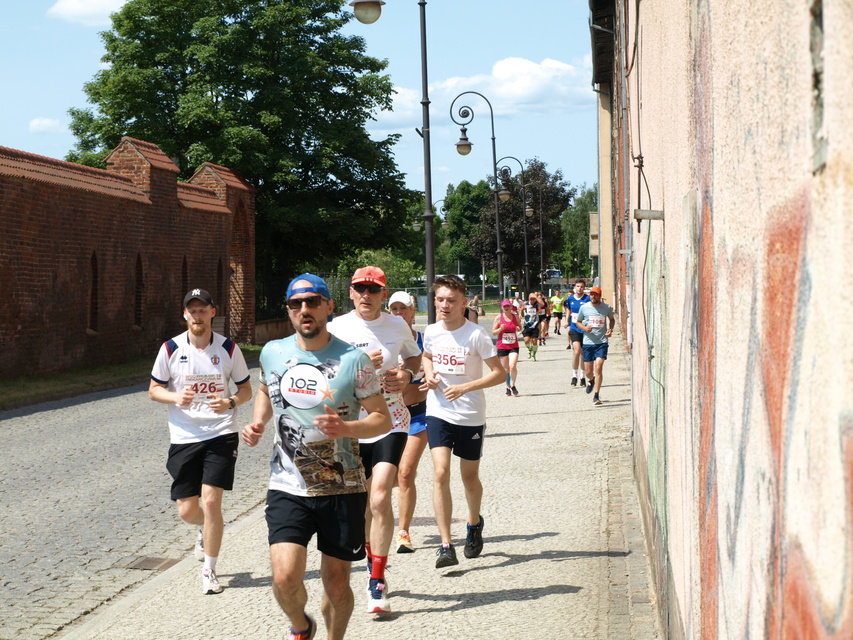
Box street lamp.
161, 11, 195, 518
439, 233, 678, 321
351, 0, 437, 322
496, 155, 530, 294
450, 91, 508, 298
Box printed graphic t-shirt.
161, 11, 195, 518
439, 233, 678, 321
259, 334, 381, 497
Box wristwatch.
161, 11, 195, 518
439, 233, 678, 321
402, 368, 416, 382
228, 397, 236, 409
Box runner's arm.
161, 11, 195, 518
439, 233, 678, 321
441, 355, 506, 402
242, 383, 272, 447
314, 393, 391, 440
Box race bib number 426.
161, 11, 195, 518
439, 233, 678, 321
185, 373, 225, 404
433, 347, 466, 374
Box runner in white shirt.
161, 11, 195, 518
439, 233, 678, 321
327, 266, 420, 615
420, 275, 505, 568
149, 288, 252, 595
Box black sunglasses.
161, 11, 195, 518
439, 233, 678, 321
352, 283, 384, 294
286, 295, 324, 310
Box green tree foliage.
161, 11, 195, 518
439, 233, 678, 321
66, 0, 415, 314
554, 183, 597, 278
466, 159, 576, 289
437, 180, 492, 281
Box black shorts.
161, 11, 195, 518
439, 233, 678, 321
426, 416, 485, 461
553, 312, 563, 319
569, 330, 584, 344
522, 326, 540, 338
359, 432, 408, 479
265, 489, 367, 561
496, 347, 520, 357
166, 432, 239, 500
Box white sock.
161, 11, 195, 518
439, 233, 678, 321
204, 555, 218, 572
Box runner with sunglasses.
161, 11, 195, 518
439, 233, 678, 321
242, 274, 391, 640
327, 266, 421, 615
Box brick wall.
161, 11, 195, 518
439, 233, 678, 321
0, 137, 255, 377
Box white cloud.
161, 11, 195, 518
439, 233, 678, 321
47, 0, 127, 27
29, 118, 65, 134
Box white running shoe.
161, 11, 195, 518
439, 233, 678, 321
202, 567, 223, 595
366, 578, 390, 613
194, 529, 204, 562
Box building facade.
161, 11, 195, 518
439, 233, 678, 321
591, 0, 853, 637
0, 137, 255, 377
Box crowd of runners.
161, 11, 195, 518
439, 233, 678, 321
147, 270, 615, 640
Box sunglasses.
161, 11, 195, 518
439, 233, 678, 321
352, 283, 384, 294
286, 295, 325, 310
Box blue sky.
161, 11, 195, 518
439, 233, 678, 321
1, 0, 598, 196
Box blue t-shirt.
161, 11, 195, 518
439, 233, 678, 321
575, 301, 614, 345
259, 334, 381, 497
564, 294, 591, 332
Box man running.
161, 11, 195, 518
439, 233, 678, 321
149, 288, 252, 595
241, 274, 391, 640
550, 289, 565, 335
575, 286, 616, 405
328, 266, 421, 614
522, 293, 541, 360
420, 275, 504, 568
563, 280, 591, 385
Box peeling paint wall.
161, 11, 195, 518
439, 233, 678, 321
602, 0, 853, 637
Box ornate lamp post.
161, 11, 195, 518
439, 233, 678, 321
350, 0, 438, 321
496, 155, 530, 294
450, 91, 510, 298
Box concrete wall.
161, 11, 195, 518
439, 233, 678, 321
596, 0, 853, 637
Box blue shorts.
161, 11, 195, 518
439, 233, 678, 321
582, 343, 609, 362
408, 409, 427, 436
426, 416, 485, 461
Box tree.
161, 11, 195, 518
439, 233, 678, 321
438, 180, 492, 281
467, 158, 576, 289
67, 0, 415, 314
555, 183, 597, 278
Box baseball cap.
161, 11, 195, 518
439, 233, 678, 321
589, 286, 602, 295
388, 291, 415, 307
501, 299, 513, 307
351, 266, 386, 287
286, 274, 331, 300
184, 288, 214, 307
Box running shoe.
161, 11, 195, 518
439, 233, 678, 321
571, 376, 578, 387
194, 528, 204, 562
464, 517, 485, 559
396, 530, 414, 554
506, 387, 512, 396
566, 345, 571, 350
511, 386, 519, 397
201, 567, 223, 595
594, 394, 603, 406
585, 378, 593, 393
367, 578, 390, 613
288, 613, 317, 640
435, 544, 459, 568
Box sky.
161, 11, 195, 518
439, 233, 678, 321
0, 0, 598, 197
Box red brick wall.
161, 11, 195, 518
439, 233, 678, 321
0, 138, 255, 377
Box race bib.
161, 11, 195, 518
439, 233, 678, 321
185, 373, 225, 404
571, 312, 579, 323
502, 332, 517, 345
433, 346, 466, 374
588, 315, 606, 328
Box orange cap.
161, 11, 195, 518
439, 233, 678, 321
351, 266, 386, 286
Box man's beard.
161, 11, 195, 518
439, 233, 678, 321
296, 323, 322, 340
188, 323, 206, 336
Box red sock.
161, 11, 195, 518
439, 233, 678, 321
365, 541, 372, 558
370, 555, 387, 580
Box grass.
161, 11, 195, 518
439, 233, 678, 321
0, 344, 263, 412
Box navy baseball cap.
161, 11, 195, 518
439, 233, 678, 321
286, 274, 331, 300
183, 288, 215, 307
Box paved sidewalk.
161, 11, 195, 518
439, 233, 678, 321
59, 327, 660, 639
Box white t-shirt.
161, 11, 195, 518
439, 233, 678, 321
151, 331, 251, 444
423, 320, 497, 426
328, 311, 421, 443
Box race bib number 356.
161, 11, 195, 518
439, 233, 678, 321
433, 347, 466, 374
